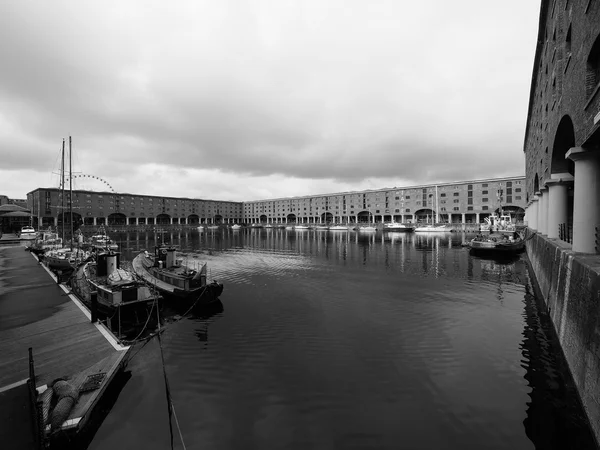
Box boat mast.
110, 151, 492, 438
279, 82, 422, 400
69, 136, 73, 249
435, 185, 439, 224
61, 138, 65, 242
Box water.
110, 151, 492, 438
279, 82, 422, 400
82, 228, 595, 450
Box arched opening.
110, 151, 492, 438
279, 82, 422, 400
214, 215, 223, 224
586, 33, 600, 99
156, 214, 171, 225
551, 115, 575, 177
108, 212, 127, 226
188, 214, 199, 225
414, 208, 436, 223
287, 213, 297, 223
259, 214, 268, 223
496, 206, 525, 223
534, 173, 540, 193
356, 211, 372, 223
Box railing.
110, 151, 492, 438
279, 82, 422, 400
558, 223, 573, 244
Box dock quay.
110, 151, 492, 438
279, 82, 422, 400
0, 246, 130, 449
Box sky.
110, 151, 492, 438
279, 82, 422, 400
0, 0, 540, 202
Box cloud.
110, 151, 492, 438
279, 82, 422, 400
0, 0, 537, 201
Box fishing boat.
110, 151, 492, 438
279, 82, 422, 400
383, 222, 414, 232
467, 231, 525, 255
132, 245, 223, 308
81, 250, 160, 329
19, 225, 38, 240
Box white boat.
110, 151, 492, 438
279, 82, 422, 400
358, 225, 377, 232
315, 225, 329, 230
231, 224, 242, 230
480, 213, 516, 233
329, 225, 348, 231
414, 224, 451, 232
19, 226, 37, 240
383, 222, 414, 232
295, 225, 310, 230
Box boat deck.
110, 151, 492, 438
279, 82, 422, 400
0, 246, 129, 445
132, 253, 177, 294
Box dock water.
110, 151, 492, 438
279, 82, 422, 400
0, 245, 130, 448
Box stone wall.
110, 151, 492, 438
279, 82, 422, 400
525, 229, 600, 443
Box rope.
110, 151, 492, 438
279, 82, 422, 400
172, 403, 187, 450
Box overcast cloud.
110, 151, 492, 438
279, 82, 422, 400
0, 0, 538, 201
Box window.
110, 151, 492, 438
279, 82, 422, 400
467, 206, 473, 211
405, 209, 410, 212
453, 207, 459, 211
405, 196, 410, 199
515, 196, 522, 200
453, 199, 459, 203
482, 190, 488, 194
440, 193, 446, 197
482, 183, 488, 188
482, 206, 489, 210
395, 209, 400, 213
468, 198, 473, 205
482, 198, 488, 202
586, 34, 600, 98
515, 188, 522, 192
453, 193, 459, 197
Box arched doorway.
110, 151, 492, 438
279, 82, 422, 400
414, 208, 436, 223
156, 214, 171, 225
108, 213, 127, 226
259, 214, 268, 223
287, 213, 296, 223
357, 211, 372, 223
188, 214, 199, 225
320, 212, 332, 223
214, 215, 223, 224
550, 115, 575, 239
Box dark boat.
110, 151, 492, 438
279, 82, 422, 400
467, 230, 525, 255
131, 245, 223, 310
81, 250, 160, 327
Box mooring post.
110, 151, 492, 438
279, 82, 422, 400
91, 291, 98, 323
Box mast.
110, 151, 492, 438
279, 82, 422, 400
69, 136, 73, 249
435, 185, 439, 224
61, 138, 65, 241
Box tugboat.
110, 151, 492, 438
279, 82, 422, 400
467, 230, 525, 255
132, 244, 223, 310
80, 250, 160, 334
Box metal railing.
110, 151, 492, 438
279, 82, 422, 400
558, 223, 573, 244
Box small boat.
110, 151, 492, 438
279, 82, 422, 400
19, 226, 37, 240
264, 224, 274, 229
357, 225, 377, 232
132, 245, 223, 308
207, 225, 219, 230
329, 225, 348, 231
383, 222, 414, 232
315, 225, 329, 230
250, 223, 263, 228
467, 231, 525, 255
43, 247, 90, 271
88, 228, 119, 251
27, 229, 63, 255
81, 250, 160, 328
295, 225, 310, 230
231, 224, 242, 230
480, 213, 516, 233
414, 224, 451, 232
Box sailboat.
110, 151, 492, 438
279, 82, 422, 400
414, 185, 451, 232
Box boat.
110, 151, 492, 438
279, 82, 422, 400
480, 213, 516, 233
357, 225, 377, 232
132, 245, 223, 308
414, 224, 451, 232
250, 223, 263, 228
207, 225, 219, 230
80, 250, 160, 330
231, 224, 242, 230
295, 225, 310, 230
26, 229, 63, 255
19, 225, 37, 240
329, 225, 348, 231
264, 223, 273, 229
315, 225, 329, 230
43, 247, 90, 271
467, 230, 525, 255
87, 226, 119, 250
383, 222, 414, 232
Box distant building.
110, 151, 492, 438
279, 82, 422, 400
0, 195, 31, 233
27, 188, 244, 228
242, 176, 526, 224
523, 0, 600, 252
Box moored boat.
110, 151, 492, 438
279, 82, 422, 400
467, 231, 525, 255
414, 224, 451, 232
383, 222, 414, 232
81, 250, 160, 331
357, 225, 377, 232
329, 225, 348, 231
231, 224, 242, 230
132, 245, 223, 309
27, 229, 63, 255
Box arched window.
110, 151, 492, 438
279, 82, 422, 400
586, 34, 600, 98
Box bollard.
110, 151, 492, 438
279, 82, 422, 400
91, 291, 98, 323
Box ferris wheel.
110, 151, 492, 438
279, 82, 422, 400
62, 174, 117, 193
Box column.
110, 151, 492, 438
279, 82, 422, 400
566, 147, 600, 253
476, 213, 480, 223
93, 217, 97, 226
538, 187, 549, 235
546, 177, 572, 239
461, 213, 465, 223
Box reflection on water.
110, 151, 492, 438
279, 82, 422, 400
88, 228, 596, 450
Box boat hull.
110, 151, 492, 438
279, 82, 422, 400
468, 239, 525, 255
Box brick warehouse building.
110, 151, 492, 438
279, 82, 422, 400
27, 176, 525, 229
243, 176, 526, 225
523, 0, 600, 253
27, 188, 243, 228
